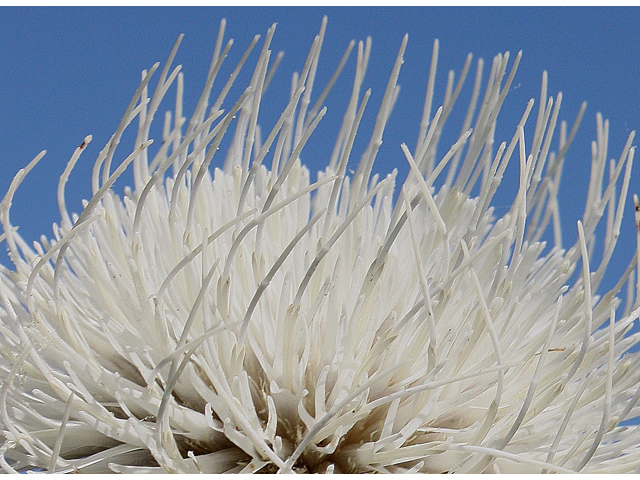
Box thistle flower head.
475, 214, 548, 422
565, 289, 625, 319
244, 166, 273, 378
1, 18, 640, 474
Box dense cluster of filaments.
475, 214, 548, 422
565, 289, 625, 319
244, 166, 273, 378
2, 17, 640, 473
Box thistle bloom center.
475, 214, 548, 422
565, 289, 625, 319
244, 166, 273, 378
1, 18, 640, 474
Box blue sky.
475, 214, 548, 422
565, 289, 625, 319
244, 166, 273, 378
1, 6, 639, 298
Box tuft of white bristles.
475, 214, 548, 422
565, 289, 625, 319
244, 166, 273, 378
1, 17, 640, 473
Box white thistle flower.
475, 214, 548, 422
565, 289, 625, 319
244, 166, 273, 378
1, 17, 640, 474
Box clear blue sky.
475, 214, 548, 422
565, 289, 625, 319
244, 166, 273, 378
1, 7, 639, 298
